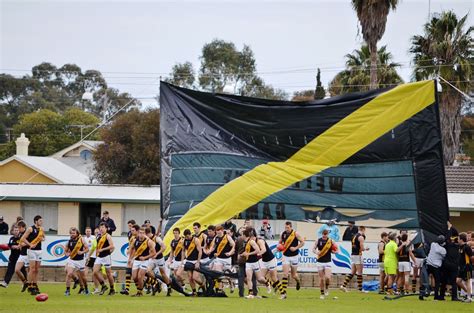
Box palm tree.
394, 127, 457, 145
351, 0, 399, 89
410, 11, 473, 165
329, 45, 403, 96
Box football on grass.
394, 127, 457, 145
35, 293, 48, 302
0, 244, 9, 251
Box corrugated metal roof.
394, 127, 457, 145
445, 166, 474, 193
0, 156, 90, 184
0, 183, 160, 203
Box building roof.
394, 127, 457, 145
445, 166, 474, 193
0, 183, 160, 203
0, 155, 90, 184
51, 140, 103, 158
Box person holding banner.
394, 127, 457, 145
313, 229, 338, 299
93, 223, 116, 295
20, 215, 45, 295
64, 227, 89, 296
340, 226, 369, 293
279, 221, 305, 299
129, 227, 155, 297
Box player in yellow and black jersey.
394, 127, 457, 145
128, 227, 155, 297
120, 221, 138, 295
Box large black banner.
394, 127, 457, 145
160, 81, 449, 241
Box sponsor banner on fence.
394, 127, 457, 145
0, 235, 380, 274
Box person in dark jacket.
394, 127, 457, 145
0, 225, 27, 287
0, 216, 9, 235
98, 211, 116, 235
439, 238, 460, 301
342, 221, 358, 241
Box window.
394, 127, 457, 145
80, 149, 92, 160
122, 203, 160, 235
22, 202, 59, 234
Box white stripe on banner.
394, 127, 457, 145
0, 235, 381, 274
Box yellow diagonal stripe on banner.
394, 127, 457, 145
163, 81, 435, 251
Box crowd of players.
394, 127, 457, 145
0, 215, 472, 303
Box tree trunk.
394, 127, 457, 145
369, 43, 378, 90
439, 91, 463, 165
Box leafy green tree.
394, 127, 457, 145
329, 45, 403, 96
314, 68, 325, 100
6, 108, 100, 158
410, 11, 473, 165
351, 0, 399, 89
165, 62, 196, 88
0, 63, 139, 130
93, 109, 160, 185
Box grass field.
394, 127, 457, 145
0, 283, 472, 313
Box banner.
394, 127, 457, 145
0, 235, 383, 274
160, 81, 449, 246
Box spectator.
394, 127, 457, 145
439, 237, 460, 301
426, 235, 447, 300
0, 216, 8, 235
317, 220, 339, 241
144, 220, 156, 235
342, 221, 358, 241
98, 211, 116, 235
446, 220, 459, 242
259, 219, 274, 240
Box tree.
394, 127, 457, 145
351, 0, 399, 89
165, 62, 195, 88
9, 108, 100, 157
314, 68, 325, 99
292, 90, 315, 101
410, 11, 473, 165
93, 109, 160, 185
328, 45, 403, 96
0, 63, 140, 129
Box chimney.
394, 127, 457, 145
15, 133, 30, 156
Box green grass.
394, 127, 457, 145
0, 283, 471, 313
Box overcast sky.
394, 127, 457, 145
1, 0, 472, 106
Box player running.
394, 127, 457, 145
93, 222, 116, 295
279, 221, 305, 299
64, 227, 89, 296
129, 227, 155, 297
313, 229, 337, 299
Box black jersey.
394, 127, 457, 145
8, 235, 21, 259
413, 242, 426, 258
459, 243, 472, 267
153, 237, 163, 259
27, 225, 42, 250
19, 232, 27, 256
133, 238, 150, 258
316, 237, 332, 263
171, 238, 184, 261
68, 236, 85, 261
351, 233, 365, 256
259, 238, 275, 262
184, 237, 199, 261
378, 240, 386, 262
195, 232, 207, 259
281, 230, 299, 257
96, 233, 111, 258
246, 240, 259, 263
398, 242, 410, 262
214, 235, 232, 258
205, 235, 215, 258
